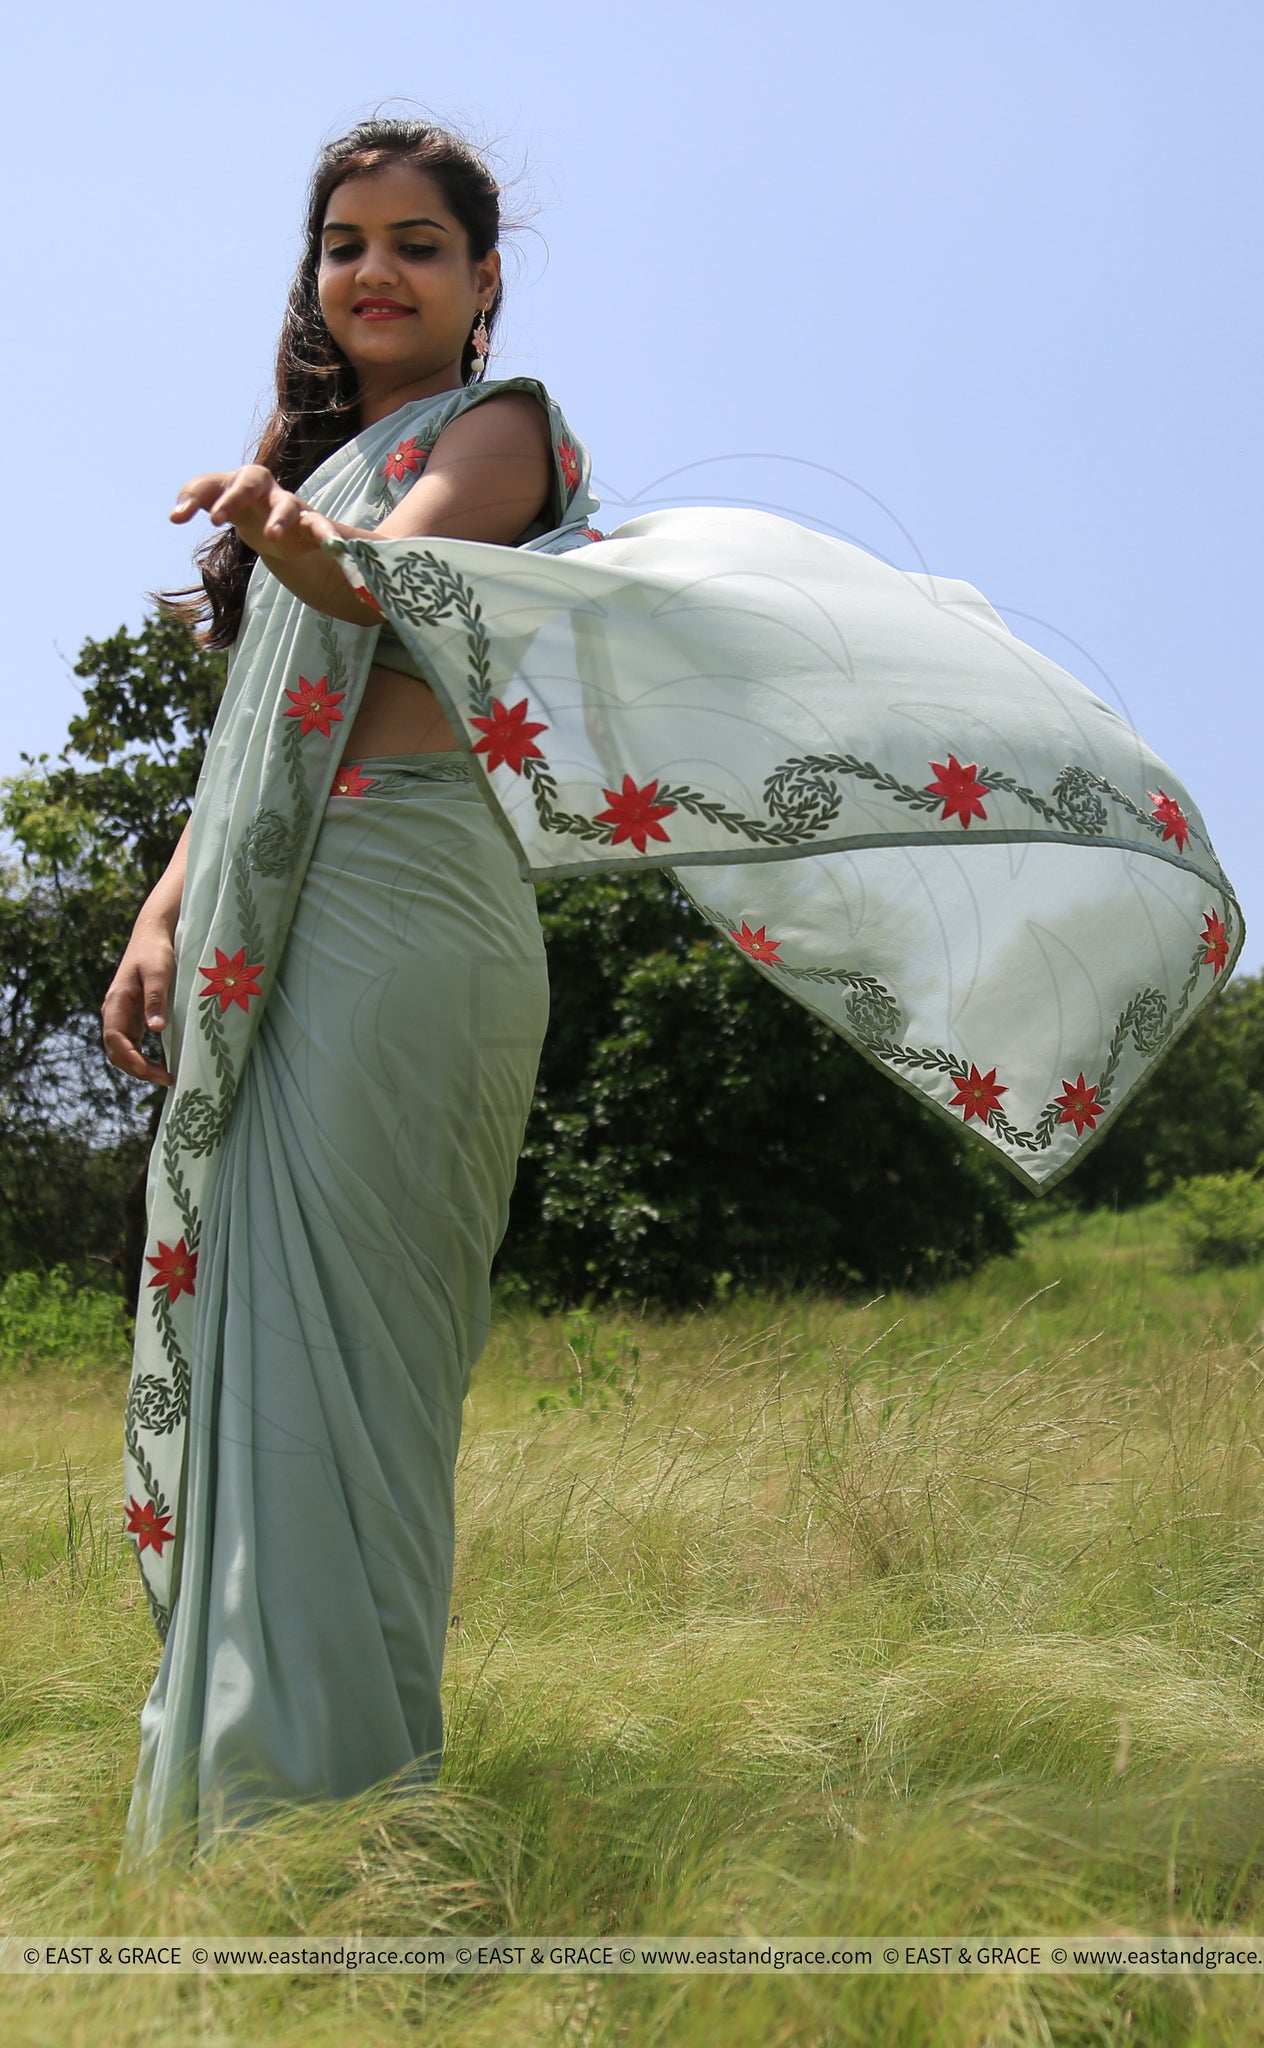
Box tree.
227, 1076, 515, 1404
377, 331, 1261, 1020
1061, 969, 1264, 1208
10, 607, 1250, 1315
0, 615, 222, 1296
494, 870, 1020, 1309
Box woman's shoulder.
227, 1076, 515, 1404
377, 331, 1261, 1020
434, 377, 600, 544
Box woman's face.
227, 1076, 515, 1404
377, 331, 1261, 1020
316, 162, 500, 416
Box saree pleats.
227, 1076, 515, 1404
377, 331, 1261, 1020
121, 759, 549, 1864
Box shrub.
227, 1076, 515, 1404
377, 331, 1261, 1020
1169, 1172, 1264, 1269
0, 1265, 132, 1373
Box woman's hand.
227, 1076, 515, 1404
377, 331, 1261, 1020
102, 920, 177, 1088
171, 466, 341, 560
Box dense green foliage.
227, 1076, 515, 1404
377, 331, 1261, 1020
496, 870, 1018, 1308
1170, 1169, 1264, 1268
0, 1264, 133, 1372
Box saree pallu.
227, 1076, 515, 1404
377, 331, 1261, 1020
121, 369, 1240, 1862
121, 755, 549, 1864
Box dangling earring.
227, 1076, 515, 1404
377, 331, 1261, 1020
469, 305, 490, 382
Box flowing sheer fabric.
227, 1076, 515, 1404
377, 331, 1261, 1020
121, 371, 1239, 1860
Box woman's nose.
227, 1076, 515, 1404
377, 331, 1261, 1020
355, 243, 401, 288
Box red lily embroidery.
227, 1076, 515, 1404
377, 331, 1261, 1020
1148, 790, 1189, 852
558, 439, 579, 495
331, 763, 377, 798
199, 947, 265, 1013
145, 1237, 198, 1303
125, 1495, 175, 1555
731, 921, 783, 963
593, 775, 675, 852
926, 755, 991, 828
1201, 909, 1229, 975
283, 674, 346, 738
383, 436, 425, 482
1054, 1073, 1103, 1135
469, 697, 549, 774
948, 1062, 1007, 1124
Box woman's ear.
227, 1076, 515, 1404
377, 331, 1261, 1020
476, 246, 502, 310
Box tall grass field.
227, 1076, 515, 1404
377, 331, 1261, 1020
7, 1201, 1264, 2043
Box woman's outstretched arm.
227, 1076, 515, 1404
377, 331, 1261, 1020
171, 391, 552, 624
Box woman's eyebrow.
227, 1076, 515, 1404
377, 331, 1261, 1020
321, 216, 451, 234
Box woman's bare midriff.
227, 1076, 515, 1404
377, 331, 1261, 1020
340, 664, 462, 757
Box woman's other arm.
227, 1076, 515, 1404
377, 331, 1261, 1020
101, 818, 191, 1085
170, 392, 552, 624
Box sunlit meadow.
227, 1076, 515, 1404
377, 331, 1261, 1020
6, 1201, 1264, 2043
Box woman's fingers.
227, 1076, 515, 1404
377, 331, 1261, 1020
102, 966, 175, 1087
208, 466, 274, 527
170, 465, 277, 527
170, 472, 231, 523
262, 491, 305, 540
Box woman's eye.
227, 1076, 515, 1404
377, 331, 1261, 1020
325, 244, 360, 262
400, 244, 438, 259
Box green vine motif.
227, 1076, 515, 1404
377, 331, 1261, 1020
347, 543, 496, 715
233, 865, 267, 968
165, 1085, 229, 1166
158, 1132, 198, 1245
535, 741, 1226, 870
123, 1410, 171, 1495
196, 991, 236, 1100
142, 1574, 171, 1642
317, 612, 352, 702
1051, 766, 1109, 834
240, 806, 299, 877
147, 1287, 191, 1399
760, 945, 1215, 1157
126, 1342, 188, 1438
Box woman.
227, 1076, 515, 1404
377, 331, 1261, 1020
108, 118, 1239, 1866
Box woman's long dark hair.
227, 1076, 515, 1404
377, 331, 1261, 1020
163, 120, 504, 649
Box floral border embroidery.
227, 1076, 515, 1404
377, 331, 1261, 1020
123, 613, 352, 1636
341, 546, 1227, 888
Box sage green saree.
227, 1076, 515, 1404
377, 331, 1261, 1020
120, 374, 1240, 1864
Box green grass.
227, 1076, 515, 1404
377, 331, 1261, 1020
7, 1200, 1264, 2042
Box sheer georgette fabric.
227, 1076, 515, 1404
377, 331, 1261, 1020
120, 373, 1239, 1863
121, 757, 547, 1861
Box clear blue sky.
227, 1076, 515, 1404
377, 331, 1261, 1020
5, 2, 1260, 962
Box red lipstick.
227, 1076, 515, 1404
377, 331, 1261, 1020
353, 297, 415, 320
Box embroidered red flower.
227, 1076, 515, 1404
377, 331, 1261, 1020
558, 438, 579, 495
926, 755, 991, 828
948, 1062, 1007, 1124
731, 921, 783, 964
383, 436, 425, 482
469, 696, 549, 774
283, 674, 346, 738
580, 527, 605, 542
145, 1236, 198, 1303
593, 774, 676, 852
1148, 789, 1189, 852
198, 946, 265, 1013
331, 763, 377, 798
1054, 1073, 1103, 1135
1201, 909, 1229, 975
125, 1495, 175, 1555
354, 583, 382, 613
